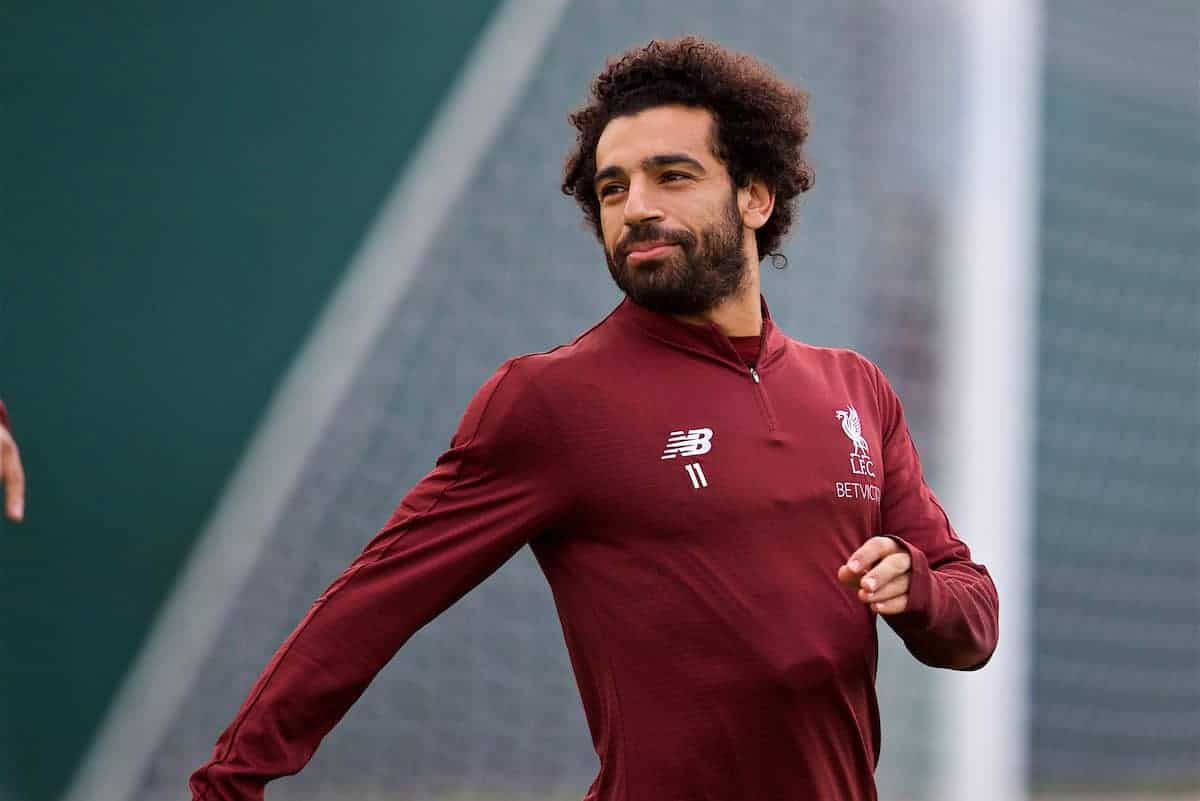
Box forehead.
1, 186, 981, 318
595, 105, 718, 172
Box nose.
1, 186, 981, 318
622, 177, 664, 226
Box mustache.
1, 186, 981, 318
615, 224, 696, 263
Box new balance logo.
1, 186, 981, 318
661, 428, 714, 460
684, 462, 708, 489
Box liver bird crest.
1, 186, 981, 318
835, 404, 870, 457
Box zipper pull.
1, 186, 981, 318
749, 366, 760, 384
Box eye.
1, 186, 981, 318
598, 183, 626, 198
661, 171, 691, 183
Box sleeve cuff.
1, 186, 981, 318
884, 534, 938, 632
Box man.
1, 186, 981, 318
191, 37, 997, 801
0, 400, 25, 522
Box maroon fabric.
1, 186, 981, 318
0, 399, 8, 432
727, 333, 761, 366
191, 296, 998, 801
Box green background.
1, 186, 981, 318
0, 5, 500, 799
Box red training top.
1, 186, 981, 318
191, 296, 999, 801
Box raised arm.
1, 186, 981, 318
189, 358, 571, 800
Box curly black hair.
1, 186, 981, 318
562, 36, 815, 262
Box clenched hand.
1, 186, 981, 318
838, 536, 911, 614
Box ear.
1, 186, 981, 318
738, 176, 775, 231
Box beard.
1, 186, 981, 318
605, 193, 747, 316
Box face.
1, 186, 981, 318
593, 105, 750, 315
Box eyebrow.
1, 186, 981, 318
594, 153, 707, 186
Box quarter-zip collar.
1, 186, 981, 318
614, 294, 789, 374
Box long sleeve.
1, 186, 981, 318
869, 362, 999, 671
0, 399, 10, 431
189, 358, 572, 800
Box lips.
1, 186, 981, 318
622, 241, 679, 264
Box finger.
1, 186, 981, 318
859, 552, 911, 594
1, 438, 25, 522
843, 536, 900, 576
871, 595, 908, 615
859, 572, 909, 604
837, 564, 862, 587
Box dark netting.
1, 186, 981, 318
1031, 0, 1199, 793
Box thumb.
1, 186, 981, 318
1, 438, 25, 522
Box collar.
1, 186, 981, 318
613, 294, 789, 373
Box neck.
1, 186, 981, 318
672, 259, 762, 337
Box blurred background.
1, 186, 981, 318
1, 1, 1195, 800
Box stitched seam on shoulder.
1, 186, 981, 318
857, 354, 890, 441
375, 359, 518, 557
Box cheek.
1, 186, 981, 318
600, 209, 621, 250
